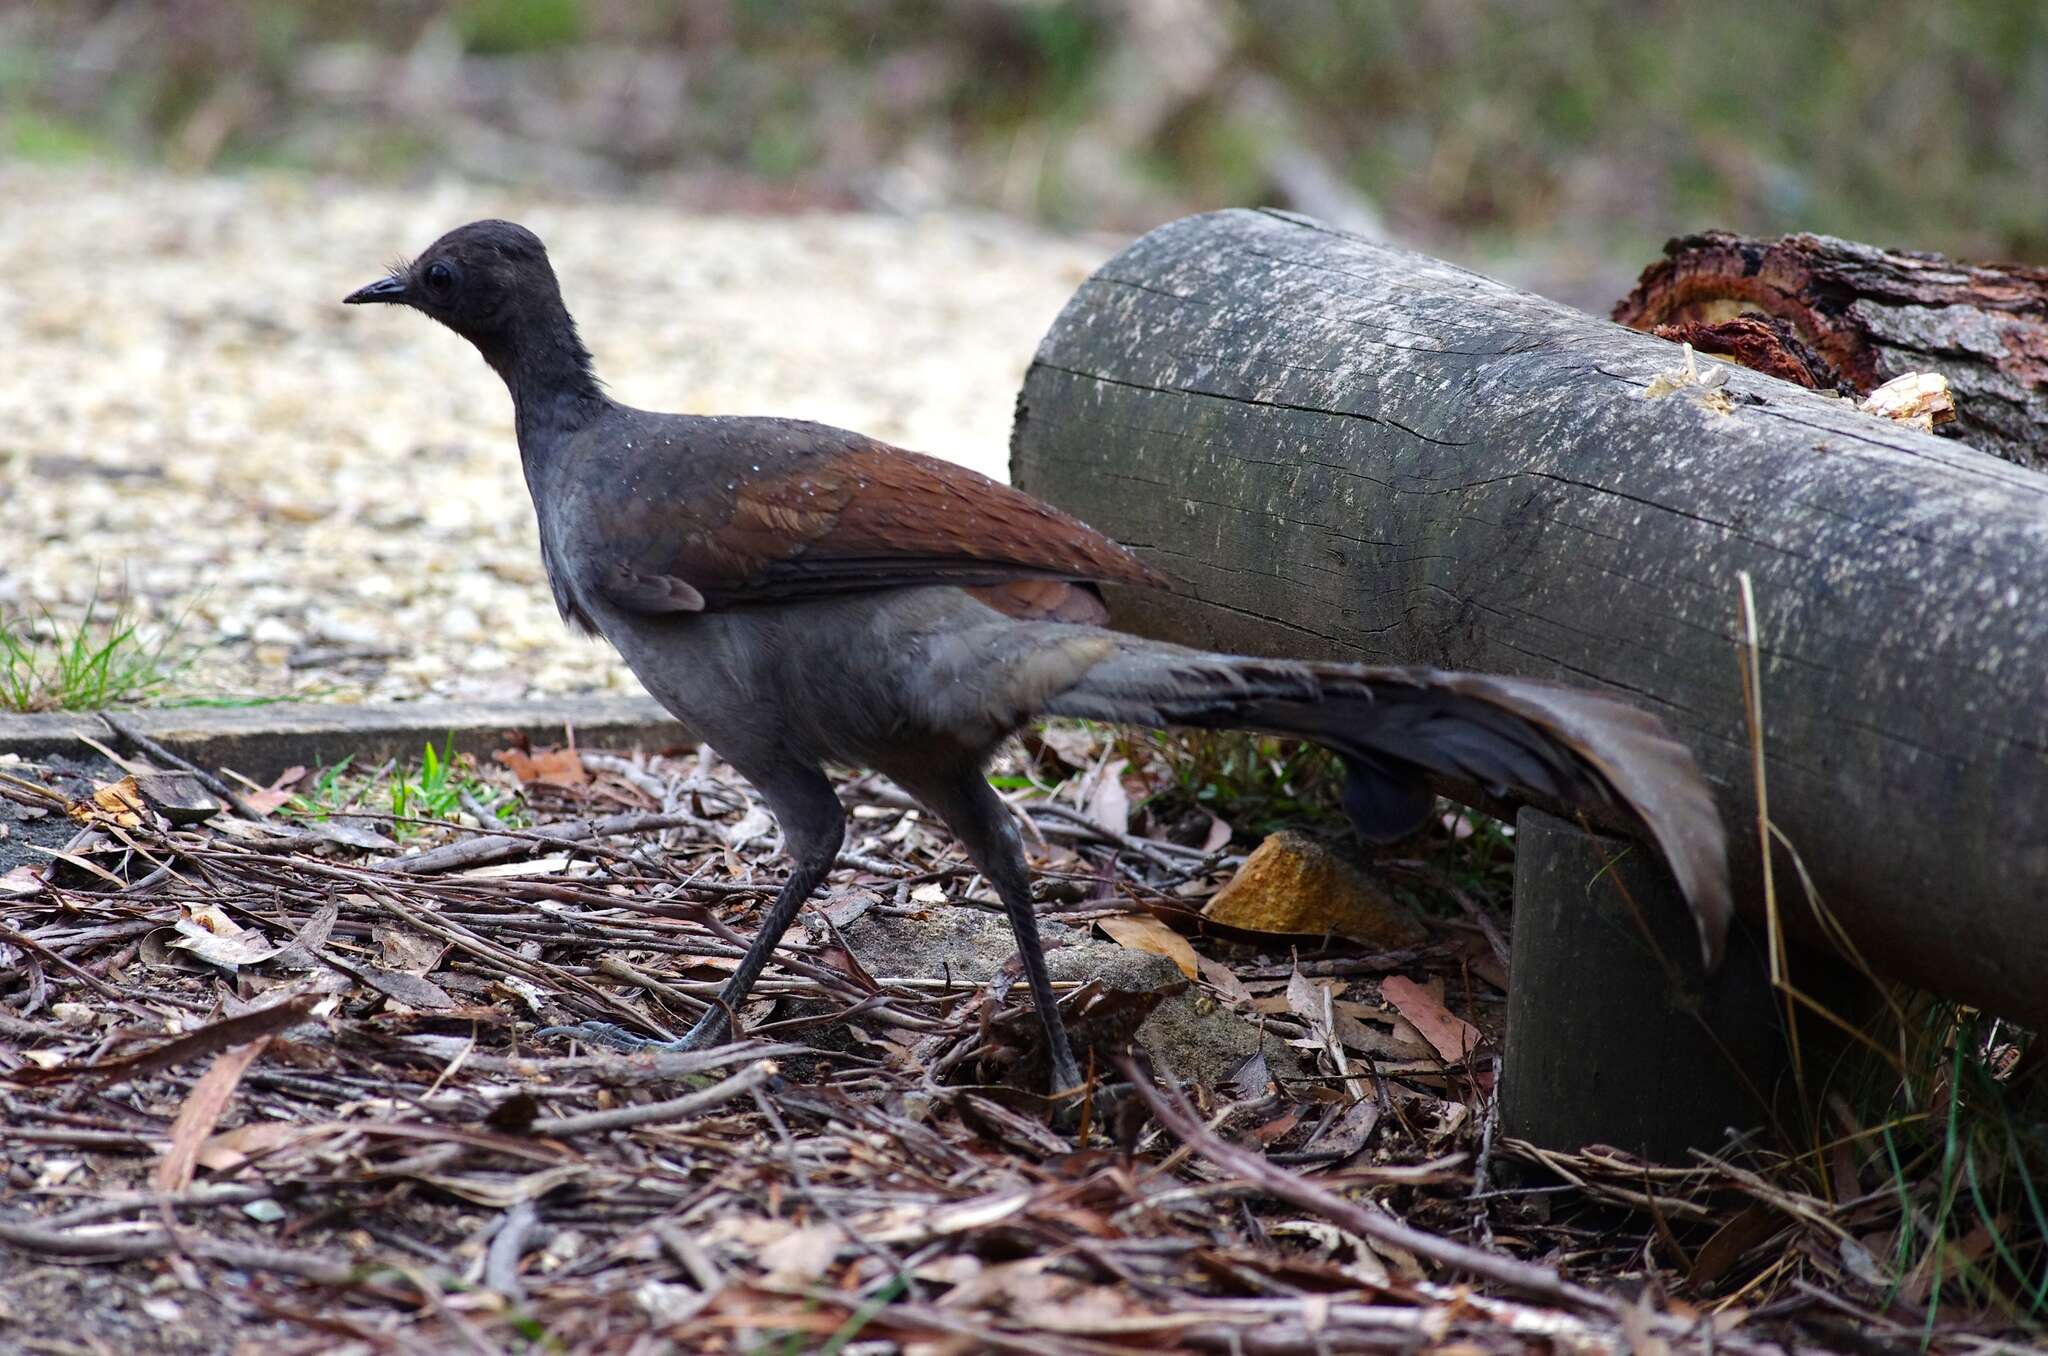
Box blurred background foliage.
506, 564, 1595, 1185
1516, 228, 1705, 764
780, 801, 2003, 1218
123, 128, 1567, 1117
1, 0, 2043, 303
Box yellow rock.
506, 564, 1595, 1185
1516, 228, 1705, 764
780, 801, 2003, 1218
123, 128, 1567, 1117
1201, 830, 1425, 947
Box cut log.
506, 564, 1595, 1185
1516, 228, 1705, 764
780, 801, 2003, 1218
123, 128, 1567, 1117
1615, 231, 2048, 467
1501, 811, 1781, 1161
1011, 208, 2048, 1029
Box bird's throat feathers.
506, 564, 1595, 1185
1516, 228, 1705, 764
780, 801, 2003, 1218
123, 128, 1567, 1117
486, 308, 607, 440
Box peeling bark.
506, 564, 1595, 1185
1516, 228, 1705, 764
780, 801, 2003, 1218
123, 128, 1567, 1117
1616, 231, 2048, 467
1651, 315, 1848, 393
1011, 208, 2048, 1028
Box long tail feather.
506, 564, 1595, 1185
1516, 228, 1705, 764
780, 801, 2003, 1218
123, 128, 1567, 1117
1042, 645, 1731, 966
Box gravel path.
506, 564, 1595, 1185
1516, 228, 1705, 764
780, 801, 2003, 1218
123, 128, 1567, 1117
1, 165, 1112, 705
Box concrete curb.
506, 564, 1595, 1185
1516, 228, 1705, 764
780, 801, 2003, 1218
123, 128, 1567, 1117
0, 697, 691, 780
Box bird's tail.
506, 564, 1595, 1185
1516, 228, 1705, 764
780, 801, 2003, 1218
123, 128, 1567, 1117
1040, 641, 1731, 966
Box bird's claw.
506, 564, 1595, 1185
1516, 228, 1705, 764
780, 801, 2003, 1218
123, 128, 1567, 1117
536, 1020, 687, 1054
539, 1007, 732, 1055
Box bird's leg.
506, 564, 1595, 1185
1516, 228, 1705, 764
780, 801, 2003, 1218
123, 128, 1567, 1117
542, 767, 845, 1054
914, 773, 1085, 1096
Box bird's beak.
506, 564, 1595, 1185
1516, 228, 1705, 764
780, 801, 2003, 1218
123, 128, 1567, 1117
343, 275, 410, 305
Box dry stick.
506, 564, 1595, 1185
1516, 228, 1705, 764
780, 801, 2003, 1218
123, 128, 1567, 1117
0, 1216, 357, 1283
530, 1058, 779, 1137
1120, 1058, 1615, 1315
35, 1182, 278, 1230
1736, 572, 1801, 1103
1024, 800, 1198, 870
0, 922, 130, 1002
363, 890, 670, 1036
369, 811, 700, 875
483, 1199, 539, 1303
0, 1126, 166, 1151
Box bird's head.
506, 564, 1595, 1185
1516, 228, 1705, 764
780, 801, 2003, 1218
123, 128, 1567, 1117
345, 219, 596, 395
344, 219, 563, 351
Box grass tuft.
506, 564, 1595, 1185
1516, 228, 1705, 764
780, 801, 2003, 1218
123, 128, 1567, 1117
1740, 569, 2045, 1326
0, 594, 192, 712
1132, 730, 1346, 840
288, 738, 527, 839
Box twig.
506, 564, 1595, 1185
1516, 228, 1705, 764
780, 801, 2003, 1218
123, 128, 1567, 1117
0, 1216, 356, 1283
483, 1200, 539, 1301
1024, 800, 1197, 871
368, 811, 697, 874
530, 1058, 779, 1137
1120, 1055, 1615, 1313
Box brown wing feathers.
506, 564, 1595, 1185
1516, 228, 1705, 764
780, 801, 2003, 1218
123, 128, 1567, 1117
611, 438, 1163, 612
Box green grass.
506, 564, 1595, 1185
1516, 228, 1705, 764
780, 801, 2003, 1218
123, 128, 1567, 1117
1137, 730, 1347, 840
1843, 1001, 2047, 1328
0, 596, 192, 712
288, 739, 527, 839
286, 757, 360, 819
0, 110, 113, 163
456, 0, 585, 54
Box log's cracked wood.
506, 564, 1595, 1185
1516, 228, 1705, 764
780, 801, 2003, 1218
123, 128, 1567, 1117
1011, 207, 2048, 1027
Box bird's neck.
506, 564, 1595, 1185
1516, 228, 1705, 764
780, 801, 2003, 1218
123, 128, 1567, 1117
485, 307, 608, 443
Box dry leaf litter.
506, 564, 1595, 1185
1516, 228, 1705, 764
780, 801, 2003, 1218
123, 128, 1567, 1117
0, 726, 2000, 1355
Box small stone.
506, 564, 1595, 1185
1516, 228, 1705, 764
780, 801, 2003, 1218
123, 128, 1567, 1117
250, 616, 302, 646
1201, 830, 1425, 947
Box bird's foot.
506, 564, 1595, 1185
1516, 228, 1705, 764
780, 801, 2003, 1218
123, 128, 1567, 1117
540, 1006, 732, 1055
1047, 1050, 1127, 1137
535, 1020, 689, 1054
1050, 1054, 1086, 1103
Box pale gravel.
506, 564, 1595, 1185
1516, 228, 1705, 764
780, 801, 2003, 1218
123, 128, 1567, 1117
0, 164, 1115, 705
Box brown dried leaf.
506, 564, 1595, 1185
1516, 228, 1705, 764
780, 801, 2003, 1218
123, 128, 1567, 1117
1309, 1097, 1382, 1159
1032, 723, 1106, 770
273, 901, 339, 972
757, 1222, 846, 1285
80, 776, 148, 828
361, 966, 457, 1011
1283, 972, 1400, 1059
495, 745, 588, 787
375, 925, 444, 974
1194, 955, 1254, 1008
1378, 975, 1480, 1064
236, 765, 306, 816
413, 1165, 587, 1207
10, 994, 317, 1084
1095, 912, 1199, 980
194, 1120, 309, 1172
1199, 812, 1233, 854
1076, 755, 1130, 835
154, 1037, 271, 1192
169, 908, 282, 969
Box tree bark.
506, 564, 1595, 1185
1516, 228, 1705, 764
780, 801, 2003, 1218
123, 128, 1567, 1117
1010, 208, 2048, 1029
1615, 231, 2048, 468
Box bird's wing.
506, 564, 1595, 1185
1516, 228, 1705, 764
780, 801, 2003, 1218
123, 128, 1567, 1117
602, 428, 1164, 612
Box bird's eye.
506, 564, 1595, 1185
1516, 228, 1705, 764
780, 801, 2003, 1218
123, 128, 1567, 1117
424, 261, 456, 294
